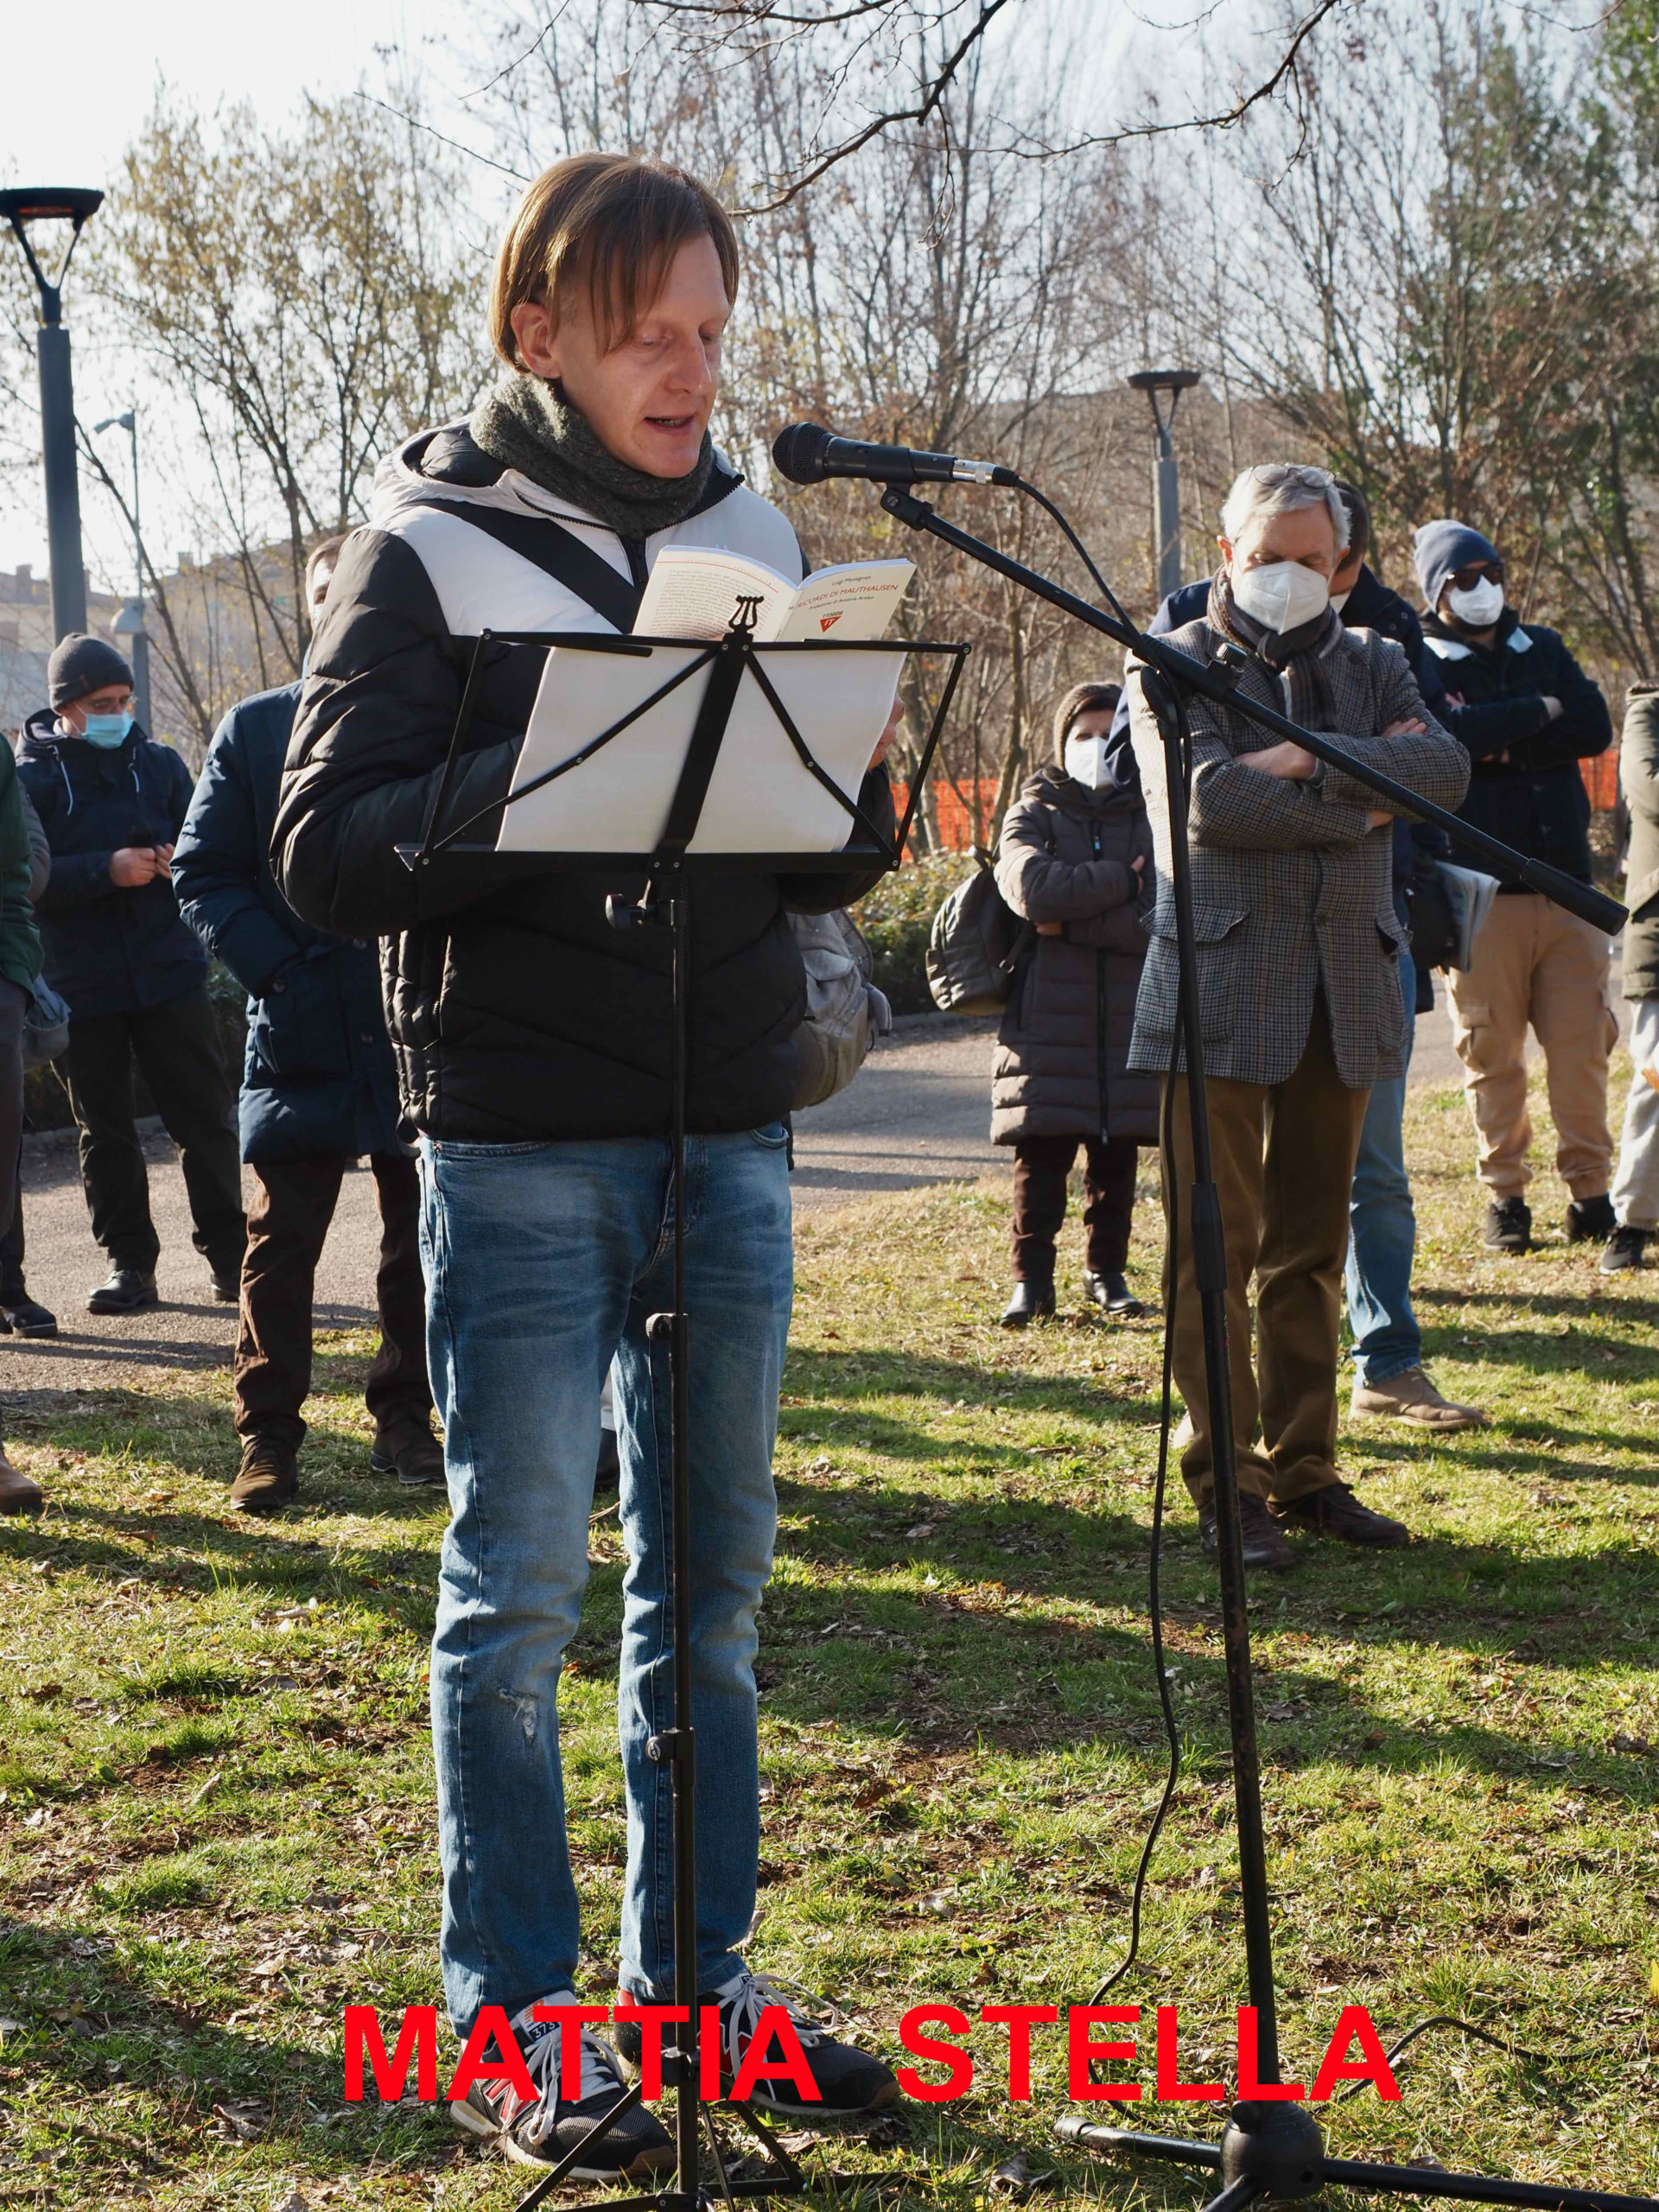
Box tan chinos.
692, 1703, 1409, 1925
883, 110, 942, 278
1444, 892, 1615, 1200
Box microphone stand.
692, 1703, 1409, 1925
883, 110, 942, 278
870, 480, 1649, 2212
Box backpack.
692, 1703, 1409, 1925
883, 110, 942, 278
925, 854, 1032, 1015
789, 908, 893, 1110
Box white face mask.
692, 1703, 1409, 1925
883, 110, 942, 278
1447, 576, 1504, 627
1065, 733, 1115, 791
1329, 588, 1351, 614
1230, 557, 1331, 635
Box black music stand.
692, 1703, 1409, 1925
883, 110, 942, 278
401, 610, 968, 2212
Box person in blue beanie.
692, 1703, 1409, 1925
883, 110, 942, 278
1414, 519, 1616, 1255
17, 633, 245, 1313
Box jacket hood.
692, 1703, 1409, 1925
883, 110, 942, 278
1421, 602, 1527, 654
1020, 760, 1141, 814
372, 419, 744, 538
20, 704, 146, 765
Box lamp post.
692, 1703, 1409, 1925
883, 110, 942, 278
0, 188, 104, 645
1127, 368, 1200, 604
95, 410, 151, 733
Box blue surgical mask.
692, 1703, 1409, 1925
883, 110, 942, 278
79, 710, 133, 749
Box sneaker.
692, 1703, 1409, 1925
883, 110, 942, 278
1566, 1193, 1617, 1244
369, 1427, 446, 1487
230, 1437, 298, 1516
1483, 1197, 1532, 1254
1198, 1491, 1294, 1573
87, 1267, 158, 1313
449, 1994, 673, 2178
1083, 1269, 1145, 1317
1600, 1224, 1650, 1274
999, 1280, 1055, 1329
1271, 1480, 1410, 1548
1351, 1366, 1486, 1431
614, 1968, 900, 2119
0, 1449, 44, 1517
0, 1296, 57, 1338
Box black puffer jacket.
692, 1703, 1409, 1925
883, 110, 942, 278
1421, 606, 1612, 888
272, 423, 892, 1141
990, 768, 1158, 1145
16, 709, 206, 1019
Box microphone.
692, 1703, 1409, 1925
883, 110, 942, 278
772, 422, 1018, 489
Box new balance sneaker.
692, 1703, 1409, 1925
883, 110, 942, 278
449, 1993, 674, 2178
614, 1969, 900, 2120
1600, 1224, 1651, 1274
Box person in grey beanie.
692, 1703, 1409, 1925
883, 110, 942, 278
16, 633, 245, 1314
1414, 519, 1616, 1255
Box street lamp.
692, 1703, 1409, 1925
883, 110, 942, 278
1127, 368, 1200, 604
0, 187, 104, 643
95, 410, 151, 733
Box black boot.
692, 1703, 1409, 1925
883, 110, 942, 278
999, 1279, 1055, 1329
1083, 1269, 1144, 1317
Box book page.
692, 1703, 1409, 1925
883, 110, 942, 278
631, 546, 795, 641
771, 560, 916, 642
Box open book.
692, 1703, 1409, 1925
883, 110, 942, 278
632, 546, 914, 642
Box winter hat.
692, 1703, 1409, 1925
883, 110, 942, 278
1414, 520, 1499, 616
1051, 681, 1122, 761
48, 632, 134, 709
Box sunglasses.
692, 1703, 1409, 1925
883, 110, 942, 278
1449, 561, 1504, 592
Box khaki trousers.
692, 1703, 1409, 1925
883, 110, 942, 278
1444, 893, 1615, 1200
1163, 1011, 1371, 1509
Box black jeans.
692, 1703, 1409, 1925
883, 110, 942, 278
233, 1151, 431, 1451
60, 985, 245, 1278
1011, 1133, 1140, 1281
0, 981, 23, 1440
0, 1162, 23, 1303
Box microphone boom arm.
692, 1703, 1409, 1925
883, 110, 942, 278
875, 484, 1625, 938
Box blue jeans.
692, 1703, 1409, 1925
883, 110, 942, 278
419, 1128, 792, 2033
1344, 948, 1420, 1384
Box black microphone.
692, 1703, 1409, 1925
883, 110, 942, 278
772, 422, 1019, 488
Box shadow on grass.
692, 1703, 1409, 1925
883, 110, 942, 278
0, 1909, 448, 2196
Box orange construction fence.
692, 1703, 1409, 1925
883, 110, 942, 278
1581, 752, 1618, 812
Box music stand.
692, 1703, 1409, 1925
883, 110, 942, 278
399, 608, 968, 2212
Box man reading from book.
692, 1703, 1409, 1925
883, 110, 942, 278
274, 155, 903, 2179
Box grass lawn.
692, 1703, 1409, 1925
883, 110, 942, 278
2, 1061, 1656, 2209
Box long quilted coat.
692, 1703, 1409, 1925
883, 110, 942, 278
990, 766, 1159, 1146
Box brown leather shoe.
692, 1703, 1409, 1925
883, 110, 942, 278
1198, 1491, 1295, 1572
369, 1427, 446, 1488
231, 1437, 298, 1515
1271, 1480, 1409, 1548
0, 1448, 44, 1517
1351, 1365, 1486, 1431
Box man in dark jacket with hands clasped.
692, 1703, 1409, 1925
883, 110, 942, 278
174, 537, 440, 1516
1415, 520, 1616, 1255
17, 632, 245, 1313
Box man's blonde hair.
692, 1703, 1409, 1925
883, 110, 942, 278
488, 153, 741, 369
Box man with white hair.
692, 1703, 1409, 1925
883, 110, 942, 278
1127, 462, 1471, 1572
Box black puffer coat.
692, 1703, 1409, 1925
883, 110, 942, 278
991, 768, 1158, 1145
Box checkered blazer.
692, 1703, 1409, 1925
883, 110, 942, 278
1126, 616, 1471, 1090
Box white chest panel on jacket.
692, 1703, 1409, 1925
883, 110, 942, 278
372, 457, 804, 640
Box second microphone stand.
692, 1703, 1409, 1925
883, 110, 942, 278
869, 481, 1649, 2212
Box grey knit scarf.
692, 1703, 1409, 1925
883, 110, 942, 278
469, 373, 718, 541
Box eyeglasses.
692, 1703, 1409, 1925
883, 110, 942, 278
1449, 561, 1503, 591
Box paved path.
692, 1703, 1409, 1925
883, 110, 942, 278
0, 995, 1627, 1399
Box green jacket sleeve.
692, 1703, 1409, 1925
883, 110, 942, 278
0, 752, 43, 992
